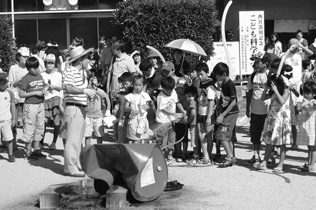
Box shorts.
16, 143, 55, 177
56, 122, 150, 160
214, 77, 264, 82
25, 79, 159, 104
215, 112, 238, 142
0, 120, 13, 141
197, 114, 215, 134
250, 113, 267, 145
152, 122, 175, 149
175, 123, 188, 143
84, 117, 104, 137
44, 97, 61, 126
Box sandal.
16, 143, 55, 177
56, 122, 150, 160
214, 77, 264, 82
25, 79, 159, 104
255, 161, 267, 171
165, 158, 175, 166
300, 165, 315, 172
164, 180, 184, 191
220, 158, 234, 167
195, 158, 214, 167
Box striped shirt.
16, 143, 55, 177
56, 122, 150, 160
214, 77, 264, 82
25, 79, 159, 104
63, 66, 88, 105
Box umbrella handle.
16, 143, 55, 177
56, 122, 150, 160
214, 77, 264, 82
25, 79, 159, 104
221, 0, 233, 79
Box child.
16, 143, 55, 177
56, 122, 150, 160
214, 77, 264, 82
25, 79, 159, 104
84, 76, 111, 146
257, 74, 292, 173
154, 77, 186, 165
184, 86, 198, 164
246, 53, 271, 164
41, 54, 63, 150
174, 79, 190, 162
213, 62, 239, 167
114, 72, 133, 143
302, 59, 313, 84
296, 81, 316, 172
19, 57, 46, 160
124, 75, 155, 143
195, 63, 217, 166
0, 72, 16, 162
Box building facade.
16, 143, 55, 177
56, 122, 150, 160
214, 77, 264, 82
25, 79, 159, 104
0, 0, 121, 50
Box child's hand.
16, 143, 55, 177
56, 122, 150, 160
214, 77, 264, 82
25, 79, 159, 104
34, 90, 44, 96
270, 82, 278, 93
11, 118, 15, 128
216, 114, 224, 124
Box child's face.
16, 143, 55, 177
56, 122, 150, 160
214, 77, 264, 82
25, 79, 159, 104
215, 74, 225, 82
185, 93, 195, 102
28, 67, 40, 76
254, 60, 266, 72
162, 88, 173, 96
46, 61, 55, 71
197, 70, 208, 82
133, 79, 144, 94
0, 80, 7, 91
121, 81, 132, 91
149, 57, 157, 66
142, 68, 151, 77
189, 70, 197, 80
133, 55, 141, 64
304, 92, 314, 100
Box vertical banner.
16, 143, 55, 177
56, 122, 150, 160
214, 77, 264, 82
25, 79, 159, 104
239, 11, 265, 75
207, 42, 240, 76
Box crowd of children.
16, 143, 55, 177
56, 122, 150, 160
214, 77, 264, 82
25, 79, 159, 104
1, 35, 316, 174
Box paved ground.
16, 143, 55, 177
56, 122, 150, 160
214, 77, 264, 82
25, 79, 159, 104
1, 115, 316, 210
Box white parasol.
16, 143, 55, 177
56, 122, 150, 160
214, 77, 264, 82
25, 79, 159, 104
165, 39, 207, 57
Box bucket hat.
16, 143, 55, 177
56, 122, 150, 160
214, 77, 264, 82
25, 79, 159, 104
68, 46, 94, 63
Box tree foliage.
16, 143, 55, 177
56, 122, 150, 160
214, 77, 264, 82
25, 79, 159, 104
0, 16, 17, 72
112, 0, 218, 61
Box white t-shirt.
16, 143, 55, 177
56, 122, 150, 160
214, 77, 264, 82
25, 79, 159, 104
284, 53, 302, 85
125, 91, 151, 119
247, 72, 270, 115
156, 89, 178, 123
0, 90, 14, 121
41, 70, 63, 100
198, 85, 216, 116
8, 64, 28, 103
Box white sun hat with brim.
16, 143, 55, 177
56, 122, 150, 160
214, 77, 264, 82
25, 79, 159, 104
68, 46, 94, 63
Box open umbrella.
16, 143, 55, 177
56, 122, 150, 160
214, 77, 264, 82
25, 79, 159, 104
165, 39, 207, 57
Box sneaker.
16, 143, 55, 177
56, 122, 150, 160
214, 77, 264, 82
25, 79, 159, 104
166, 158, 175, 166
291, 144, 299, 150
49, 143, 56, 150
33, 150, 47, 158
256, 161, 268, 170
267, 157, 276, 167
8, 155, 15, 162
247, 155, 260, 164
220, 157, 234, 167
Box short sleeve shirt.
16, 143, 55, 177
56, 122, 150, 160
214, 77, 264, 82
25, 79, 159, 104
125, 91, 151, 119
221, 79, 239, 115
0, 89, 14, 121
86, 88, 107, 118
247, 72, 270, 115
20, 73, 45, 104
111, 53, 136, 77
156, 90, 178, 123
41, 70, 63, 100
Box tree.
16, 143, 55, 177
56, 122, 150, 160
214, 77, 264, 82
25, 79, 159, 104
0, 16, 17, 72
112, 0, 218, 61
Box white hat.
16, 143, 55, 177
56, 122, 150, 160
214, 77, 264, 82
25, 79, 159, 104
68, 46, 94, 63
46, 54, 56, 62
18, 47, 30, 57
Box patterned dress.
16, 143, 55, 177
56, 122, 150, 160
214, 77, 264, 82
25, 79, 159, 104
261, 93, 293, 145
297, 101, 316, 146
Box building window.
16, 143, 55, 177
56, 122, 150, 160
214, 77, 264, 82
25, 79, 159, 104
98, 0, 119, 9
39, 19, 67, 49
70, 18, 98, 48
15, 19, 37, 46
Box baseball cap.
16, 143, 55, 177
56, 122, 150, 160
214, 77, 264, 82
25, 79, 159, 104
46, 54, 56, 62
161, 61, 175, 72
18, 47, 30, 57
250, 51, 271, 64
0, 72, 8, 81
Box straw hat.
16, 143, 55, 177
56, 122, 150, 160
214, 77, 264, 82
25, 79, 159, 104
68, 46, 94, 63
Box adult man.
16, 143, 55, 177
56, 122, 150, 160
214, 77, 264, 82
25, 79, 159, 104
61, 46, 96, 177
100, 36, 113, 87
106, 40, 136, 98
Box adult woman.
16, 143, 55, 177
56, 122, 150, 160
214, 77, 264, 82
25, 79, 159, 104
270, 33, 282, 56
172, 49, 190, 77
